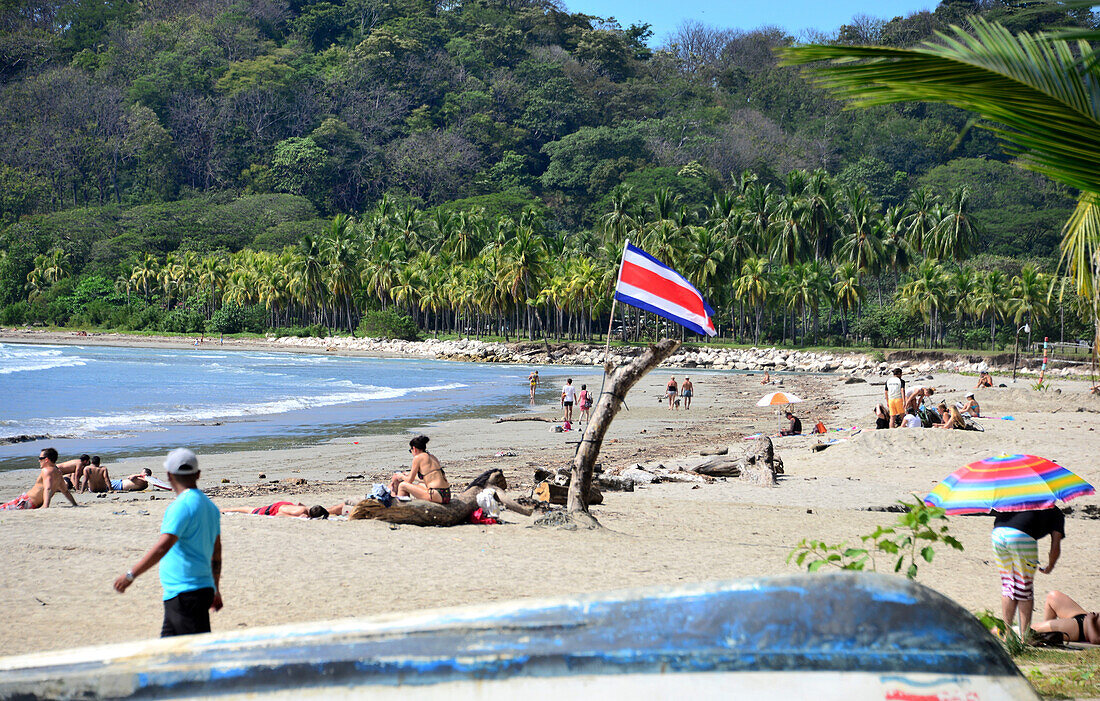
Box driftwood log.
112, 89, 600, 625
349, 469, 532, 526
534, 481, 603, 506
567, 339, 681, 518
690, 436, 782, 486
494, 415, 554, 423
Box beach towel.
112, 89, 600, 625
147, 476, 172, 491
469, 508, 498, 525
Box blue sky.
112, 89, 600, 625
566, 0, 937, 45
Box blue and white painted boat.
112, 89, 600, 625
0, 573, 1035, 699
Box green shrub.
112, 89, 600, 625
208, 304, 266, 334
357, 309, 419, 341
162, 307, 207, 333
276, 324, 329, 337
0, 302, 28, 325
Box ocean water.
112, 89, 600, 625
0, 343, 572, 471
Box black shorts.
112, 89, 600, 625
563, 401, 573, 407
161, 587, 214, 637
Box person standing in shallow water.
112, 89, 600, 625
528, 370, 539, 401
113, 448, 223, 638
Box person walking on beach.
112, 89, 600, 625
528, 370, 540, 400
666, 376, 678, 410
1, 448, 79, 510
561, 378, 576, 422
577, 384, 592, 424
113, 448, 223, 638
991, 506, 1064, 641
885, 368, 906, 428
681, 377, 694, 410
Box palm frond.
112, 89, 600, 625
1059, 195, 1100, 304
780, 17, 1100, 195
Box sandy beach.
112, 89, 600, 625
1, 349, 1098, 657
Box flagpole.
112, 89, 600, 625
593, 239, 629, 421
603, 238, 628, 369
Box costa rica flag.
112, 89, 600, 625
614, 241, 717, 337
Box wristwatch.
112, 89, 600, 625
125, 570, 135, 582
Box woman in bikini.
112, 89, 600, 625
1032, 591, 1100, 644
390, 435, 451, 504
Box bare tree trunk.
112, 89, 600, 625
566, 338, 681, 525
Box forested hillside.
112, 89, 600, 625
0, 0, 1095, 349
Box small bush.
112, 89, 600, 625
357, 309, 419, 341
162, 307, 206, 333
276, 324, 328, 337
0, 302, 28, 325
208, 304, 266, 334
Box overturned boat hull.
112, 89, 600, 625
0, 573, 1035, 699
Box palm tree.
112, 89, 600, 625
903, 188, 940, 256
733, 257, 771, 344
972, 269, 1008, 350
833, 261, 865, 339
932, 188, 980, 260
782, 16, 1100, 353
898, 259, 948, 347
836, 185, 885, 286
771, 192, 810, 266
1010, 263, 1051, 329
805, 169, 838, 261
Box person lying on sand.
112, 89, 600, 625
390, 435, 451, 504
1032, 591, 1100, 644
221, 502, 330, 519
83, 465, 153, 493
1, 448, 78, 510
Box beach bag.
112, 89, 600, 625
813, 421, 827, 434
476, 488, 503, 519
469, 508, 499, 525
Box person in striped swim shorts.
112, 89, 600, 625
991, 507, 1065, 640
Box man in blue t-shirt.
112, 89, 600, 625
113, 448, 223, 637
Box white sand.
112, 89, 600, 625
1, 366, 1098, 656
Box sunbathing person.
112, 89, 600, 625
874, 404, 890, 430
58, 454, 92, 490
976, 371, 993, 389
1, 448, 78, 510
936, 404, 966, 430
390, 434, 451, 504
82, 465, 153, 493
222, 502, 330, 519
958, 392, 981, 417
1031, 591, 1100, 644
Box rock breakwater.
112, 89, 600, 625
272, 335, 1092, 378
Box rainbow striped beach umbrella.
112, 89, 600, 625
924, 454, 1095, 515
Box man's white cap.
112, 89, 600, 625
164, 448, 199, 475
